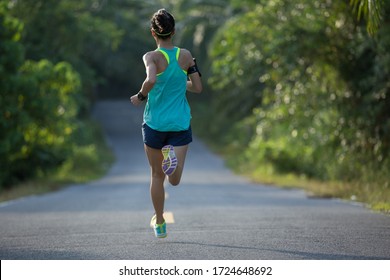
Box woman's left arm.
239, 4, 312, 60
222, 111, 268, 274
185, 51, 202, 94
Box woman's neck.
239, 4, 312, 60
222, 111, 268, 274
157, 39, 174, 49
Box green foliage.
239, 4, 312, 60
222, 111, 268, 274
1, 2, 81, 187
53, 120, 115, 183
209, 1, 345, 177
0, 0, 154, 187
9, 0, 125, 96
206, 0, 390, 204
0, 58, 82, 186
7, 0, 165, 97
0, 2, 24, 186
350, 0, 385, 35
0, 118, 114, 202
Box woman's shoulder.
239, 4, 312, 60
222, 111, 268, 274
180, 49, 192, 63
142, 50, 164, 65
178, 47, 192, 57
143, 50, 160, 59
178, 48, 194, 66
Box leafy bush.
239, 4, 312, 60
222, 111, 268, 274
0, 59, 82, 187
1, 3, 82, 187
207, 0, 390, 194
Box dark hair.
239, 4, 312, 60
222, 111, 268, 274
150, 9, 175, 39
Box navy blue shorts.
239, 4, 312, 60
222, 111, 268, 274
142, 123, 193, 149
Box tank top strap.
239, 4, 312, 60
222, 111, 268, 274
157, 47, 180, 64
175, 47, 180, 61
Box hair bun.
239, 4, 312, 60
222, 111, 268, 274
151, 9, 175, 38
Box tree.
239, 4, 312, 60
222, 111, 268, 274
207, 0, 390, 184
350, 0, 385, 35
9, 0, 128, 99
0, 2, 81, 187
0, 1, 25, 186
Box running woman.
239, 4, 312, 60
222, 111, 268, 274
130, 9, 202, 238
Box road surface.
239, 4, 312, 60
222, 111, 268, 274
0, 100, 389, 259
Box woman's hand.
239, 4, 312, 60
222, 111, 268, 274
130, 94, 143, 106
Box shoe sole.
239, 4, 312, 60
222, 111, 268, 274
162, 145, 177, 175
156, 232, 167, 238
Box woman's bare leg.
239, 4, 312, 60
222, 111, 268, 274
144, 144, 189, 224
144, 145, 166, 225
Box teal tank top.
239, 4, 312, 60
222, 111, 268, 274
143, 47, 190, 132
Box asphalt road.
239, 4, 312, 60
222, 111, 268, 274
0, 100, 389, 260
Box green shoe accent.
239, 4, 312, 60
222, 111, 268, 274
150, 215, 167, 238
154, 222, 167, 238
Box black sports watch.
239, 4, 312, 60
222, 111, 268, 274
137, 92, 146, 101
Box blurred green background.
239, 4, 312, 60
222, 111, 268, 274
1, 0, 389, 211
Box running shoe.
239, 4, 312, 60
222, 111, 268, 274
162, 145, 177, 175
150, 214, 167, 238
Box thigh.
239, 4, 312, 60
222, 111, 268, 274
174, 145, 189, 170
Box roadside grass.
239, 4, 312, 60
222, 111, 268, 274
0, 119, 115, 203
193, 125, 390, 215
236, 164, 390, 214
